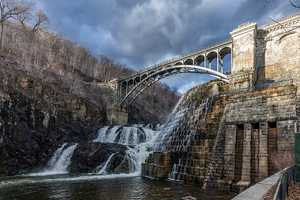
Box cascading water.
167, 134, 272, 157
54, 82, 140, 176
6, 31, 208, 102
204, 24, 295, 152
30, 143, 78, 176
93, 126, 159, 175
27, 88, 212, 181
154, 92, 212, 153
98, 153, 117, 175
94, 125, 155, 145
90, 93, 211, 182
140, 86, 218, 182
48, 143, 68, 168
153, 95, 186, 151
168, 164, 177, 180
27, 125, 158, 178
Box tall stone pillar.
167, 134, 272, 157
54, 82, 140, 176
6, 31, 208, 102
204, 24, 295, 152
238, 123, 251, 188
224, 124, 237, 183
230, 22, 257, 92
259, 122, 269, 180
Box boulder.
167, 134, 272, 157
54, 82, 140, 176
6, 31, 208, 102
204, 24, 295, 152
69, 142, 132, 174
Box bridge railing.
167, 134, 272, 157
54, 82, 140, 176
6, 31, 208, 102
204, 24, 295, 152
273, 166, 296, 200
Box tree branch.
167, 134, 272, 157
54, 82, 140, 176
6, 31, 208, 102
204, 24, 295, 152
289, 0, 300, 8
31, 10, 49, 33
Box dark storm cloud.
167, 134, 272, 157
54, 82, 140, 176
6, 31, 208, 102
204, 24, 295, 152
36, 0, 297, 92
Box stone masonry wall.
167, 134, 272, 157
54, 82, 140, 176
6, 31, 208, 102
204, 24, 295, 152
142, 82, 228, 185
142, 82, 298, 191
222, 85, 297, 190
256, 14, 300, 89
142, 13, 300, 192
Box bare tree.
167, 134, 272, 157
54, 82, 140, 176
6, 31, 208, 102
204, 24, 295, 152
0, 0, 30, 48
16, 8, 49, 44
31, 10, 48, 34
16, 3, 32, 28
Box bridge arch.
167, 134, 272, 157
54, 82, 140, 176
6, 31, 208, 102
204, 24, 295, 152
134, 77, 140, 84
116, 40, 232, 107
207, 51, 218, 71
184, 58, 194, 65
128, 79, 134, 86
119, 64, 229, 106
195, 55, 205, 66
141, 74, 147, 80
219, 47, 232, 73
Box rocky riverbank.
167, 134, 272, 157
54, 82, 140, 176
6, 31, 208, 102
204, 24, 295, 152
0, 48, 174, 176
0, 53, 105, 176
0, 18, 178, 176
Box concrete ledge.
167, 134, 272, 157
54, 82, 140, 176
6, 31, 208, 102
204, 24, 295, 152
232, 171, 281, 200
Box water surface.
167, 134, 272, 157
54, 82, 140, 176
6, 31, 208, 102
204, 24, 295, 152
0, 175, 235, 200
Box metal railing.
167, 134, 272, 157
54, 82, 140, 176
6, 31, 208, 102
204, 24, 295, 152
273, 166, 296, 200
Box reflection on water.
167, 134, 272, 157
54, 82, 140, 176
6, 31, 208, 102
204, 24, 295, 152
0, 175, 235, 200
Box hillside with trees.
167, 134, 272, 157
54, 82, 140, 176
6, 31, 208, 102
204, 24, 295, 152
0, 0, 178, 175
0, 0, 179, 124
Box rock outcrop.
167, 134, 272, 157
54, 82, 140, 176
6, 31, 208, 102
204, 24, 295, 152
0, 53, 106, 176
70, 143, 131, 174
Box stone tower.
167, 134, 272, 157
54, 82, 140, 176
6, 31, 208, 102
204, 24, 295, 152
230, 22, 257, 91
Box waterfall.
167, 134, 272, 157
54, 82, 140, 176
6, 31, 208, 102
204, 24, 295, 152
48, 143, 78, 174
153, 95, 186, 151
98, 153, 117, 175
168, 164, 177, 180
27, 125, 158, 177
94, 125, 159, 175
29, 143, 78, 176
203, 104, 231, 188
27, 90, 211, 179
154, 93, 212, 152
94, 125, 156, 146
48, 143, 68, 167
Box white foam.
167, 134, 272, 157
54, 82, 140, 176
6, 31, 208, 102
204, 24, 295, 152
0, 173, 139, 189
28, 143, 78, 176
98, 153, 117, 174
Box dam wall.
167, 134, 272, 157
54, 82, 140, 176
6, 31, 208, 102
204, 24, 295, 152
142, 13, 300, 191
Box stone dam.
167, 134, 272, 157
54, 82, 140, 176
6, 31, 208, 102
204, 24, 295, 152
141, 13, 300, 192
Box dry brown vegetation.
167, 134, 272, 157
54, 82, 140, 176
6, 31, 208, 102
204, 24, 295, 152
288, 184, 300, 200
0, 0, 179, 124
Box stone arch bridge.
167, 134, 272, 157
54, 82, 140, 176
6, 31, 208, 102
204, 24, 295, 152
105, 21, 264, 124
113, 40, 232, 107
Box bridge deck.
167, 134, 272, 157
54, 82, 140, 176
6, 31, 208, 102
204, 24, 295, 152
118, 39, 232, 82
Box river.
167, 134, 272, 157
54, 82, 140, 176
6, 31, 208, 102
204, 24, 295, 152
0, 94, 237, 200
0, 175, 235, 200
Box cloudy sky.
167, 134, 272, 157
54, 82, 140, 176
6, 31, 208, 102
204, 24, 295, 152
34, 0, 298, 93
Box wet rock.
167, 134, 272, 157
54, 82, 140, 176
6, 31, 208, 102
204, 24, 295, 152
108, 151, 134, 174
69, 142, 130, 174
0, 89, 105, 176
0, 51, 174, 177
